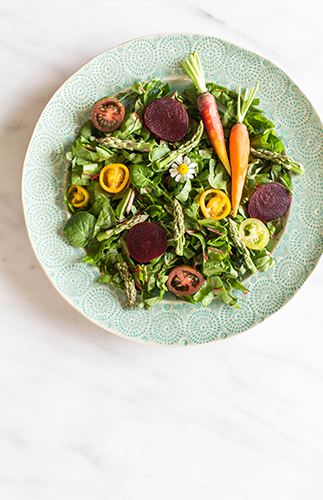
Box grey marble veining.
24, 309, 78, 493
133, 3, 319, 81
1, 1, 323, 499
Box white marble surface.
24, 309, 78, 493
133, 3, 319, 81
1, 0, 323, 498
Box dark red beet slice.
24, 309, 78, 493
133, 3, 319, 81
143, 97, 189, 143
127, 222, 168, 263
248, 182, 292, 223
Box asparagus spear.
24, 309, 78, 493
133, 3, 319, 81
96, 136, 152, 152
250, 147, 304, 175
173, 198, 185, 256
116, 259, 137, 309
97, 213, 149, 242
155, 120, 204, 171
228, 218, 257, 274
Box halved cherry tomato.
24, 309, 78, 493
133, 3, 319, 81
199, 189, 231, 220
92, 97, 125, 132
67, 185, 90, 208
99, 163, 130, 193
167, 266, 205, 296
239, 218, 270, 250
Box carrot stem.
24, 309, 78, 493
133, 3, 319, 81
181, 52, 207, 94
237, 83, 259, 123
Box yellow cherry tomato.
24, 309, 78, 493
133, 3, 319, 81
67, 185, 90, 208
199, 189, 231, 220
239, 218, 270, 250
99, 163, 129, 193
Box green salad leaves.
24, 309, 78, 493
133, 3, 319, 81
63, 78, 303, 309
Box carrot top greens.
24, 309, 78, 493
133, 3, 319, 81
181, 52, 207, 94
237, 82, 259, 124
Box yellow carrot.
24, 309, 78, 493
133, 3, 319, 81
229, 83, 259, 217
182, 53, 231, 175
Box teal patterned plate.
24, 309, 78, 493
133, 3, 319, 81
22, 33, 323, 346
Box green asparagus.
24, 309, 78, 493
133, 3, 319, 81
228, 218, 257, 274
155, 120, 204, 171
173, 198, 185, 256
116, 260, 137, 309
250, 147, 304, 175
97, 213, 149, 242
96, 136, 152, 152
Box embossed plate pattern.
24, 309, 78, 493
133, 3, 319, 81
22, 33, 323, 346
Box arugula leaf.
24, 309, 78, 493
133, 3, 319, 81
78, 120, 95, 140
175, 179, 192, 203
113, 112, 142, 139
90, 194, 116, 237
208, 160, 230, 192
71, 139, 98, 162
148, 143, 170, 162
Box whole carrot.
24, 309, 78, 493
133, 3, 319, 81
230, 83, 259, 217
181, 52, 231, 175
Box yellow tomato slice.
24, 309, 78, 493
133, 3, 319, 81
239, 218, 270, 250
67, 185, 90, 208
99, 163, 129, 193
199, 189, 231, 220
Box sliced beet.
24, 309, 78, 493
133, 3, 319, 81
248, 182, 292, 223
143, 97, 189, 143
127, 221, 168, 263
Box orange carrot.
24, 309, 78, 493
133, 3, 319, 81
182, 53, 231, 175
229, 83, 259, 217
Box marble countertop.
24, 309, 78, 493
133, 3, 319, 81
1, 1, 323, 498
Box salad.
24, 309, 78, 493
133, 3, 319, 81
63, 53, 304, 310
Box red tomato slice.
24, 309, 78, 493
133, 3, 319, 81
167, 266, 205, 295
92, 97, 125, 132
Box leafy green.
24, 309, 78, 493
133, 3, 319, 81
63, 77, 303, 310
64, 211, 96, 248
115, 188, 134, 221
90, 194, 116, 237
130, 163, 153, 187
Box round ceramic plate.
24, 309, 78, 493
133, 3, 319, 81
22, 33, 323, 346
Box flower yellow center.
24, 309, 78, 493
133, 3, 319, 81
177, 163, 189, 175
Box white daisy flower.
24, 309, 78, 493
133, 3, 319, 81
169, 155, 197, 183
